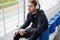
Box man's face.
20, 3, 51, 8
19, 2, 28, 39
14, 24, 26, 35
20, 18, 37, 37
28, 2, 35, 13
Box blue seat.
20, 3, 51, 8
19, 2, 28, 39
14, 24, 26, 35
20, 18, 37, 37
58, 11, 60, 13
48, 18, 56, 34
27, 29, 49, 40
55, 11, 60, 25
51, 15, 59, 26
37, 29, 49, 40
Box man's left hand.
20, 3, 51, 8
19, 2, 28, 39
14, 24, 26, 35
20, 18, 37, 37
18, 29, 26, 35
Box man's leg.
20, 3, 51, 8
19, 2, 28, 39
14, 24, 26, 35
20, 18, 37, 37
25, 28, 40, 40
29, 33, 39, 40
13, 31, 31, 40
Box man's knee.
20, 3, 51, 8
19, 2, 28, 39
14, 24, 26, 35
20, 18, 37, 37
14, 36, 19, 40
13, 33, 21, 40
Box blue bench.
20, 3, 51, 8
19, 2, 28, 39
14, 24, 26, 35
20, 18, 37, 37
38, 29, 49, 40
27, 29, 49, 40
55, 11, 60, 25
48, 11, 60, 34
51, 15, 59, 26
48, 18, 56, 34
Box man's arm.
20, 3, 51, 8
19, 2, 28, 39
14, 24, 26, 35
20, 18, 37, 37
20, 14, 31, 29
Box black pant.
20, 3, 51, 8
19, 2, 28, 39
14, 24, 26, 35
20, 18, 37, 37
13, 30, 39, 40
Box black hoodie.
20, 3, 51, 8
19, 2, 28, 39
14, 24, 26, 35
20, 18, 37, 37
20, 9, 48, 37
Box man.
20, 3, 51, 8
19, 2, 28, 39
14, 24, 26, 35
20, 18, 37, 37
13, 0, 48, 40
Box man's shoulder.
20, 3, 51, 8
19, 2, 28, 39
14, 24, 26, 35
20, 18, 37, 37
37, 9, 44, 15
38, 9, 44, 13
37, 9, 46, 18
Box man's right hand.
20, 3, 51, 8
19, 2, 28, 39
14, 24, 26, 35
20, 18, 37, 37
13, 29, 26, 37
13, 30, 18, 37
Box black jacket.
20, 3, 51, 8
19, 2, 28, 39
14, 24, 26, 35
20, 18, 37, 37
20, 9, 48, 37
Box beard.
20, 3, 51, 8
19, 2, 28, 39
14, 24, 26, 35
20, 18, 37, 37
29, 9, 36, 13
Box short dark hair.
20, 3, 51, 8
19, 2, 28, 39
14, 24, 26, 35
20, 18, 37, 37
29, 0, 37, 7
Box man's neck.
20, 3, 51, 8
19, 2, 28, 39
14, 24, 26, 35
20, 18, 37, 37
32, 9, 37, 14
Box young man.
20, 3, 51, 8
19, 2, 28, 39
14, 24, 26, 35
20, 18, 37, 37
13, 0, 48, 40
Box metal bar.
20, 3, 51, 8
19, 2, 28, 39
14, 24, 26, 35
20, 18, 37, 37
17, 0, 20, 26
23, 0, 25, 22
2, 1, 6, 40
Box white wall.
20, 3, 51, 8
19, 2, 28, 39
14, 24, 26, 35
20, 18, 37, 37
39, 0, 59, 10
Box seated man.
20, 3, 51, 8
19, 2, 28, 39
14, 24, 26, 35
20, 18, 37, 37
13, 0, 48, 40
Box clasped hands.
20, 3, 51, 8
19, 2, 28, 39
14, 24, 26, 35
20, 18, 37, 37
14, 29, 26, 37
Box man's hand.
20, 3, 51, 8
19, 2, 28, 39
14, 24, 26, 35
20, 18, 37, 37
18, 29, 26, 35
13, 29, 26, 37
13, 30, 18, 37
